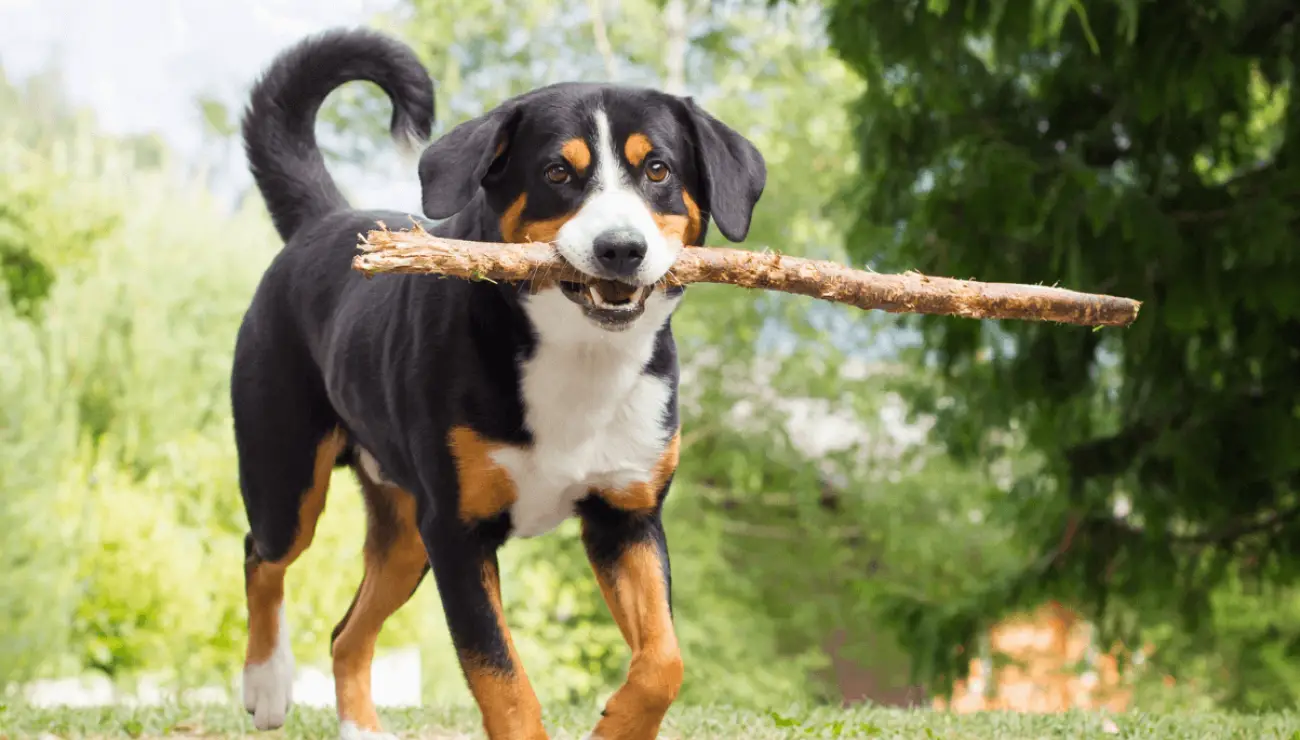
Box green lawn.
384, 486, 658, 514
2, 704, 1299, 739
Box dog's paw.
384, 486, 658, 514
242, 640, 295, 730
339, 722, 400, 740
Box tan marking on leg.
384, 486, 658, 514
446, 428, 545, 735
463, 665, 549, 740
596, 432, 680, 512
624, 133, 653, 168
561, 138, 592, 176
587, 541, 683, 740
245, 428, 345, 665
448, 426, 519, 523
245, 558, 285, 668
332, 479, 428, 734
461, 561, 548, 740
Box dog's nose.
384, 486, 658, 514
593, 230, 647, 278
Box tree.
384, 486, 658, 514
825, 0, 1300, 706
0, 65, 146, 317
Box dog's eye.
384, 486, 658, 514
645, 160, 670, 183
544, 164, 571, 185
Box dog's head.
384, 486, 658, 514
418, 83, 765, 333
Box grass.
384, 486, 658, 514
2, 703, 1299, 739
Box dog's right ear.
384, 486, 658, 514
419, 106, 519, 219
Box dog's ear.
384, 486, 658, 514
682, 99, 766, 242
419, 106, 519, 219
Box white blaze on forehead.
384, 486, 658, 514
553, 108, 680, 285
592, 111, 625, 190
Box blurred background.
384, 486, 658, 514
2, 0, 1299, 718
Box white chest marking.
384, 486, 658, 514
499, 287, 680, 538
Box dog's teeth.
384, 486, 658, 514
588, 285, 607, 306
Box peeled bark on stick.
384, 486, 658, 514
353, 224, 1141, 328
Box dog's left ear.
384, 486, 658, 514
682, 99, 766, 242
419, 105, 519, 219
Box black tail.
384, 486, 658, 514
241, 28, 435, 242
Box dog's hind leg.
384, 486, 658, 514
329, 462, 428, 740
234, 358, 344, 731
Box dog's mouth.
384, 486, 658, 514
559, 279, 652, 330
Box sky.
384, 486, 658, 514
0, 0, 417, 210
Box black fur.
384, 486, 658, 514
683, 99, 768, 241
242, 28, 434, 242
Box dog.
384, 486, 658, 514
233, 27, 765, 740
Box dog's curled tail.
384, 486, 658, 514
242, 28, 435, 242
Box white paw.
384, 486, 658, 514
339, 721, 400, 740
243, 606, 295, 730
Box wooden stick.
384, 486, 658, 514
353, 223, 1141, 328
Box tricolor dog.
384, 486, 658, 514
233, 28, 765, 740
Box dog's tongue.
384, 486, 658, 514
592, 279, 640, 304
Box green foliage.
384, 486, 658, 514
0, 291, 79, 684
0, 97, 113, 313
67, 454, 245, 681
0, 69, 137, 684
0, 66, 278, 685
0, 163, 274, 685
1129, 572, 1300, 713
826, 0, 1300, 708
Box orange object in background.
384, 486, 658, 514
935, 602, 1134, 714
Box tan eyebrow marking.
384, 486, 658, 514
561, 138, 592, 175
624, 133, 653, 167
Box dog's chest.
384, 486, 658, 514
493, 336, 672, 538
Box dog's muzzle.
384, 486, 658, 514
558, 279, 652, 331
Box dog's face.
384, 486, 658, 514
418, 83, 765, 332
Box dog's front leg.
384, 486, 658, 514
425, 518, 549, 740
422, 429, 549, 739
578, 496, 683, 740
